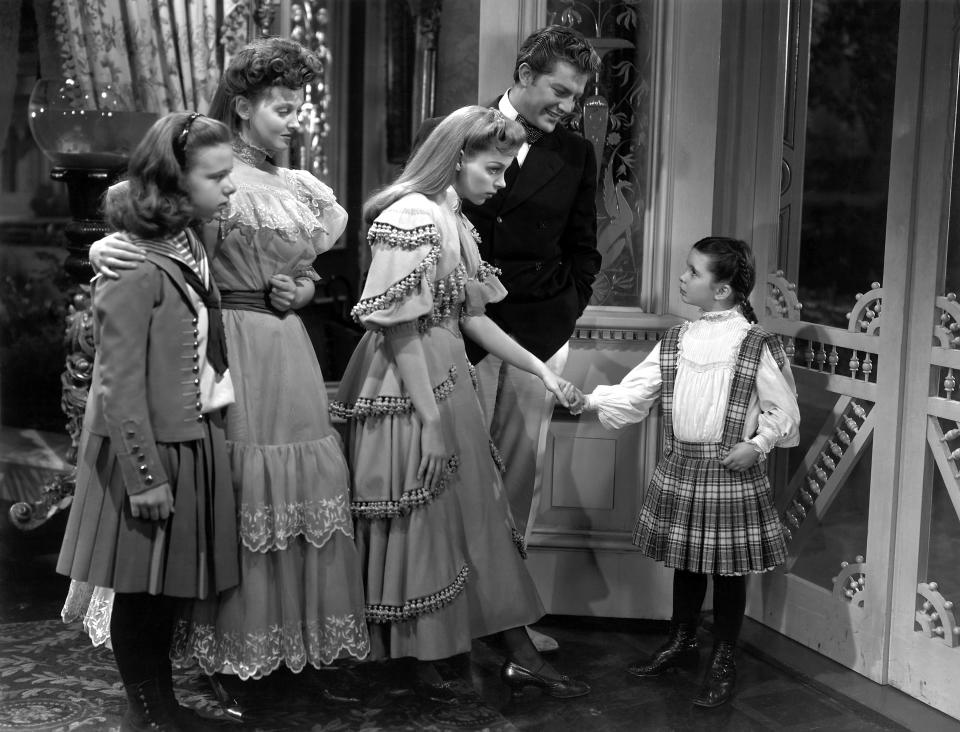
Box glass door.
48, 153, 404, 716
755, 0, 910, 683
886, 1, 960, 718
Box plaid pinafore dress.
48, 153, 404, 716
632, 324, 788, 575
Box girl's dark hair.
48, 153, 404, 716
693, 236, 759, 323
104, 112, 231, 239
513, 25, 601, 82
208, 37, 320, 133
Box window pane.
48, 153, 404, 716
796, 0, 899, 327
548, 0, 655, 308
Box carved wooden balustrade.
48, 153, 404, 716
765, 270, 960, 648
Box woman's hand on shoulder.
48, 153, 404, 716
128, 483, 175, 521
722, 442, 761, 472
90, 234, 146, 279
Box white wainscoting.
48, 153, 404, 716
526, 313, 681, 619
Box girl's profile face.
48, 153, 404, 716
240, 86, 304, 153
454, 148, 515, 205
679, 248, 728, 311
184, 143, 236, 220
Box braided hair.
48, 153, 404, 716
692, 237, 758, 324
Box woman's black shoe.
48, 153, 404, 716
208, 673, 246, 721
627, 622, 699, 677
500, 660, 590, 699
692, 640, 737, 708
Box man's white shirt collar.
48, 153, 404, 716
499, 90, 530, 165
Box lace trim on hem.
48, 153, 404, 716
171, 613, 370, 681
330, 366, 457, 421
241, 518, 355, 554
367, 222, 440, 250
351, 454, 460, 519
350, 240, 442, 322
239, 493, 353, 553
512, 529, 528, 560
365, 564, 470, 623
62, 582, 114, 648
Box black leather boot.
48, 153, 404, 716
627, 622, 699, 677
120, 678, 178, 731
692, 640, 737, 708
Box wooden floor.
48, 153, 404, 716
0, 426, 957, 731
2, 516, 958, 730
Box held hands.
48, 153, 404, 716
721, 442, 762, 472
564, 383, 586, 415
541, 369, 571, 408
89, 234, 146, 279
129, 483, 175, 521
419, 419, 447, 493
268, 274, 298, 312
540, 368, 588, 414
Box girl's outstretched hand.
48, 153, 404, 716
419, 419, 447, 493
129, 483, 175, 521
89, 234, 146, 279
722, 442, 761, 472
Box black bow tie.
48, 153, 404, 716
515, 115, 544, 146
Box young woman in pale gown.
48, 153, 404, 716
334, 105, 589, 699
81, 38, 369, 712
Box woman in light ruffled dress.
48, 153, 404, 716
81, 38, 369, 705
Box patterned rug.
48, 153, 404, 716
0, 619, 515, 731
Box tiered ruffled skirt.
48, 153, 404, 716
170, 309, 369, 679
334, 319, 543, 661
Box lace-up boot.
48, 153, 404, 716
627, 621, 699, 677
692, 640, 737, 708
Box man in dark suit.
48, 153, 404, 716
417, 25, 601, 651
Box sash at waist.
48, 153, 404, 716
220, 290, 288, 317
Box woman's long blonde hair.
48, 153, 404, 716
363, 105, 524, 225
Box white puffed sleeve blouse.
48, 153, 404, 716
584, 309, 800, 455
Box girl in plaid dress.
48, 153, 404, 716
567, 237, 799, 708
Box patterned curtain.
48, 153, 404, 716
51, 0, 220, 114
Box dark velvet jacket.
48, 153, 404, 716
416, 105, 601, 362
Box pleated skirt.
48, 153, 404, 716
632, 439, 787, 576
57, 414, 239, 599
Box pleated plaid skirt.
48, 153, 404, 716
632, 439, 787, 575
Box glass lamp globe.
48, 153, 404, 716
28, 78, 158, 170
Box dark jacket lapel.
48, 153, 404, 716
500, 134, 565, 214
